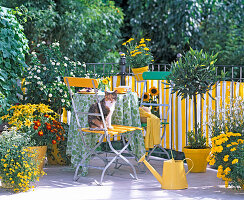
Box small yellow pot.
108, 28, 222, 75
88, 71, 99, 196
131, 66, 149, 81
183, 147, 210, 173
28, 146, 47, 172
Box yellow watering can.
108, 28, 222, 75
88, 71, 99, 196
138, 152, 193, 190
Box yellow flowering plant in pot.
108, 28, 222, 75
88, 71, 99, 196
1, 103, 69, 166
122, 38, 154, 81
208, 97, 244, 189
0, 128, 45, 192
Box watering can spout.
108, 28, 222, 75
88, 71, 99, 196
138, 154, 163, 185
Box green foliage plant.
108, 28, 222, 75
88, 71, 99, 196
0, 7, 29, 116
167, 48, 222, 145
122, 37, 154, 68
186, 125, 207, 149
0, 128, 45, 193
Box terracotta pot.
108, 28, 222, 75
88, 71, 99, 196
131, 66, 149, 81
183, 147, 210, 173
28, 146, 47, 172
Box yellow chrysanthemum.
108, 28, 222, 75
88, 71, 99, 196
230, 147, 236, 152
143, 93, 150, 102
144, 47, 149, 51
102, 79, 109, 85
146, 39, 151, 41
232, 159, 238, 164
139, 38, 145, 43
149, 86, 159, 96
223, 155, 229, 162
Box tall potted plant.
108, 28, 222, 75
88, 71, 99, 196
122, 38, 154, 81
167, 48, 223, 172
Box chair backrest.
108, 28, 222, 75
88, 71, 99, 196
142, 71, 171, 80
64, 77, 99, 88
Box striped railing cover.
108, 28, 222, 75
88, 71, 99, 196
111, 76, 244, 151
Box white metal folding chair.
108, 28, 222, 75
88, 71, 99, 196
139, 71, 172, 160
64, 77, 143, 185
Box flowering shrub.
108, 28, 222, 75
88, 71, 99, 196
0, 128, 45, 192
122, 38, 154, 68
1, 103, 66, 147
141, 86, 159, 117
207, 132, 243, 189
208, 97, 244, 189
23, 41, 86, 113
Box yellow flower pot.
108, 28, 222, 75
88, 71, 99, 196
28, 146, 47, 172
183, 147, 210, 173
131, 66, 149, 81
47, 144, 66, 165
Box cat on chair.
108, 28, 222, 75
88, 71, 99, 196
88, 90, 117, 130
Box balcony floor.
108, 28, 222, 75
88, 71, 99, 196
0, 157, 243, 200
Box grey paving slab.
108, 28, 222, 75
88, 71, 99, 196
0, 158, 243, 200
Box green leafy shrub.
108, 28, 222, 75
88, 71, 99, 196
0, 7, 29, 116
2, 0, 124, 63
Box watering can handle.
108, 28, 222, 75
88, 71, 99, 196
183, 158, 194, 175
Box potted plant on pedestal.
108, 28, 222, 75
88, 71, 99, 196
122, 38, 154, 81
167, 48, 223, 172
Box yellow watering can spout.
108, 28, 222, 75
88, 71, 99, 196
139, 152, 194, 190
138, 155, 164, 185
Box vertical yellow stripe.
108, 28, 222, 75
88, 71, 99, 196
212, 84, 216, 113
131, 76, 135, 92
240, 82, 244, 97
110, 76, 113, 90
225, 81, 231, 101
161, 81, 165, 147
166, 84, 170, 149
181, 98, 186, 148
175, 94, 178, 151
201, 96, 203, 130
116, 76, 121, 87
206, 92, 209, 146
188, 98, 192, 132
